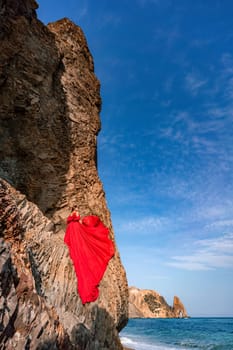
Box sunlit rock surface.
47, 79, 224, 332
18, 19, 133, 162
129, 287, 188, 318
0, 0, 128, 348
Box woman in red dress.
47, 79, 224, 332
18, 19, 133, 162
64, 211, 115, 304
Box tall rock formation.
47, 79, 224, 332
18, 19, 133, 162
129, 287, 188, 318
0, 1, 128, 349
173, 295, 188, 318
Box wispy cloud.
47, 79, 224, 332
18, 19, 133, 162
116, 216, 168, 235
225, 77, 233, 100
185, 72, 208, 96
221, 53, 233, 74
98, 13, 121, 28
159, 102, 232, 168
167, 233, 233, 271
196, 205, 233, 222
76, 0, 88, 21
206, 219, 233, 229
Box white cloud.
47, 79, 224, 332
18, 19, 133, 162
167, 233, 233, 271
196, 205, 233, 221
221, 53, 233, 74
207, 104, 233, 120
116, 216, 168, 235
198, 233, 233, 254
76, 0, 88, 21
185, 72, 208, 96
206, 219, 233, 229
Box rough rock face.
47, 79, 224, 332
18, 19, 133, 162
129, 287, 188, 318
0, 1, 128, 349
173, 296, 188, 318
0, 180, 73, 349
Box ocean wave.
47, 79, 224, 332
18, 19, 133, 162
120, 336, 180, 350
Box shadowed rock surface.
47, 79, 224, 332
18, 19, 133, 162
129, 287, 188, 318
0, 1, 128, 349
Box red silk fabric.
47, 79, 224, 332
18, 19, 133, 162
64, 213, 115, 304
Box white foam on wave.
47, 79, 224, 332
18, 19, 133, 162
121, 336, 135, 345
120, 336, 180, 350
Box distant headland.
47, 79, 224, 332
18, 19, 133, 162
129, 286, 189, 318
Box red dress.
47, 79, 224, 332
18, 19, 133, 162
64, 212, 115, 304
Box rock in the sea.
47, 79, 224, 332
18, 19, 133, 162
129, 287, 188, 318
173, 295, 188, 318
0, 0, 128, 348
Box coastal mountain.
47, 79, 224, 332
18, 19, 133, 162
0, 1, 128, 349
129, 287, 188, 318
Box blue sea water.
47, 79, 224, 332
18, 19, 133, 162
120, 318, 233, 350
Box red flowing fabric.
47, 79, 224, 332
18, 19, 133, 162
64, 212, 115, 304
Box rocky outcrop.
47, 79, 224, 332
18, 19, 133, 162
173, 295, 188, 318
0, 0, 38, 19
0, 1, 128, 349
0, 180, 73, 349
129, 287, 188, 318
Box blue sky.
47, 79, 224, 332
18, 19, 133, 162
38, 1, 233, 317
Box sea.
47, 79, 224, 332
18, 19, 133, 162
120, 318, 233, 350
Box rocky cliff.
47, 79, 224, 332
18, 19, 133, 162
0, 1, 128, 349
129, 287, 188, 318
